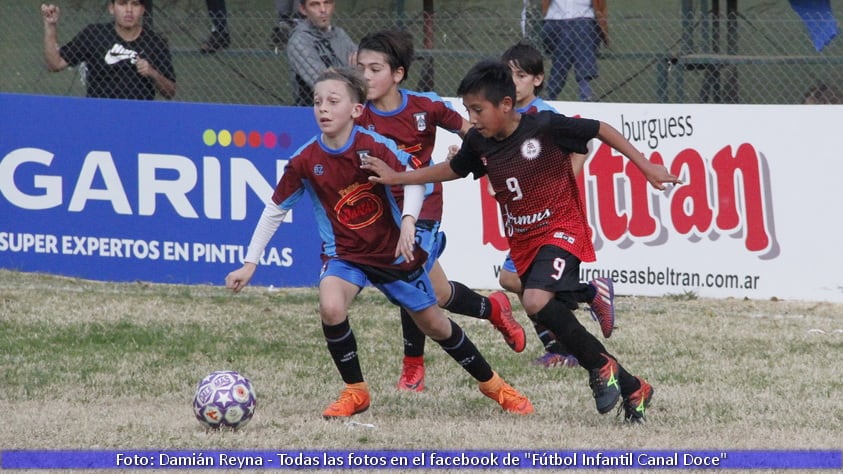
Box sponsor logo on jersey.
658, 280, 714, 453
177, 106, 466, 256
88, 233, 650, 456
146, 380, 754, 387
501, 204, 551, 237
334, 182, 383, 230
553, 231, 575, 244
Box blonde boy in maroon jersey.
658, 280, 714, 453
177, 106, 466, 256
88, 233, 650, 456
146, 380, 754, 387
355, 30, 525, 392
226, 67, 533, 418
363, 60, 682, 422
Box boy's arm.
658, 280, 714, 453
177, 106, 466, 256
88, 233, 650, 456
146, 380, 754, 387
361, 155, 460, 185
139, 41, 177, 99
41, 4, 68, 71
593, 0, 609, 46
395, 183, 424, 261
135, 58, 176, 98
225, 202, 288, 292
596, 121, 682, 190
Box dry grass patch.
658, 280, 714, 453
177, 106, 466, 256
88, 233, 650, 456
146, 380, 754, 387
1, 269, 841, 455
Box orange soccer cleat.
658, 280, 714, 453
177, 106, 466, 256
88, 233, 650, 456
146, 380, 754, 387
322, 382, 371, 419
488, 291, 526, 353
479, 372, 534, 415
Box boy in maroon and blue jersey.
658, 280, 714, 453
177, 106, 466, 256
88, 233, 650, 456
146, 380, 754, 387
363, 60, 682, 423
356, 30, 526, 393
225, 67, 533, 419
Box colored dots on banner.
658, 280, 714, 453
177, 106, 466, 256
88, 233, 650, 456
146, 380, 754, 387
203, 129, 292, 149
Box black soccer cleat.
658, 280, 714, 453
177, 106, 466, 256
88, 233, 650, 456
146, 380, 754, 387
619, 376, 653, 423
589, 353, 621, 414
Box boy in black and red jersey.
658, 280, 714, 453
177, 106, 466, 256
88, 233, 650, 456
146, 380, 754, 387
363, 60, 682, 422
225, 67, 533, 419
497, 40, 614, 371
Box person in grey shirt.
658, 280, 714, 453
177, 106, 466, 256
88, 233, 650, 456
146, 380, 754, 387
286, 0, 355, 105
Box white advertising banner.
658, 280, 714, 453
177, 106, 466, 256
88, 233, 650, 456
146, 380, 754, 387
435, 100, 843, 302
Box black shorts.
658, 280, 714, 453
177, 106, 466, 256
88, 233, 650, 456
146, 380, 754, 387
521, 245, 593, 307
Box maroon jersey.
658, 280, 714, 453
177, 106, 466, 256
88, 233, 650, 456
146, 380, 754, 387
272, 126, 425, 270
356, 89, 464, 221
450, 111, 600, 274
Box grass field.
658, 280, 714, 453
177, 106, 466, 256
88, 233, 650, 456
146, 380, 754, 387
1, 268, 841, 470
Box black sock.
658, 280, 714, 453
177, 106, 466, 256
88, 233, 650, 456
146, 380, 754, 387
400, 307, 426, 357
554, 282, 596, 309
530, 298, 608, 369
618, 367, 640, 397
322, 318, 363, 384
433, 319, 494, 382
532, 300, 640, 391
442, 281, 491, 319
533, 322, 568, 353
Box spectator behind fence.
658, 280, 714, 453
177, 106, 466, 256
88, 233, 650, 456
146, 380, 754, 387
802, 83, 842, 104
271, 0, 300, 48
41, 0, 176, 100
200, 0, 230, 53
540, 0, 608, 101
287, 0, 356, 106
200, 1, 300, 53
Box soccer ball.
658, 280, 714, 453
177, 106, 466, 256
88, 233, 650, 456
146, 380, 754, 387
192, 370, 256, 430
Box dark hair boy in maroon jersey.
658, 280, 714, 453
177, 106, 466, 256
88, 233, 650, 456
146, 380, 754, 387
362, 60, 682, 422
355, 30, 527, 393
225, 66, 533, 418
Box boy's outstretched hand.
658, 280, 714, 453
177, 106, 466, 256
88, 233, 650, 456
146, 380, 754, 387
360, 155, 399, 185
225, 263, 257, 293
641, 161, 683, 190
445, 144, 459, 161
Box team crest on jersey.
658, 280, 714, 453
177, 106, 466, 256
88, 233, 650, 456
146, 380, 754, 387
413, 112, 428, 131
356, 149, 370, 164
367, 125, 375, 131
521, 138, 541, 160
313, 164, 324, 175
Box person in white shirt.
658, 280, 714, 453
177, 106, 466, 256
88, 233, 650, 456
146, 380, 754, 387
540, 0, 608, 101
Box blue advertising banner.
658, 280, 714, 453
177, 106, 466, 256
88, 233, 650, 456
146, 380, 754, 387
0, 93, 323, 286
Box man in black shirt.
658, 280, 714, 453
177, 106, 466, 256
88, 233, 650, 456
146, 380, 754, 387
41, 0, 176, 100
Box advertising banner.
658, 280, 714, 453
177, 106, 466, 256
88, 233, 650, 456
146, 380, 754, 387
2, 93, 842, 302
0, 93, 322, 286
435, 99, 843, 302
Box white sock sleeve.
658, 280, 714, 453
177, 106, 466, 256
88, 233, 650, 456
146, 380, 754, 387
244, 202, 288, 264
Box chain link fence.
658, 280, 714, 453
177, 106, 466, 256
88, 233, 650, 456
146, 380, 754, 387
4, 0, 842, 105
